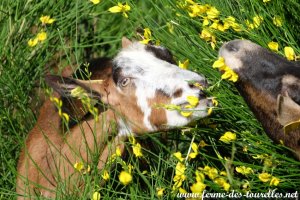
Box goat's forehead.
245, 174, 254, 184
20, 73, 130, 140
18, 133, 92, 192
113, 42, 202, 81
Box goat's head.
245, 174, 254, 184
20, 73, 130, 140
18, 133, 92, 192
219, 39, 300, 160
46, 38, 212, 135
219, 39, 300, 97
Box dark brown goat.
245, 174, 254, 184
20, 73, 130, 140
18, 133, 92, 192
219, 39, 300, 160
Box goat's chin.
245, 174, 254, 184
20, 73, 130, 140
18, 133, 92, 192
192, 99, 212, 119
165, 98, 212, 128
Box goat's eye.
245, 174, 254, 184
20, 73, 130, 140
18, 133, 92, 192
120, 77, 130, 87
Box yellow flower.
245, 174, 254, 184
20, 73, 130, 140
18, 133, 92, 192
190, 181, 206, 193
212, 57, 227, 71
235, 166, 254, 175
284, 46, 295, 61
258, 172, 272, 183
173, 162, 186, 189
268, 41, 279, 51
119, 171, 132, 185
40, 15, 55, 25
221, 67, 239, 82
132, 143, 143, 158
187, 96, 199, 107
203, 166, 218, 180
212, 98, 218, 107
188, 142, 199, 159
224, 16, 241, 32
199, 140, 208, 148
199, 28, 216, 49
207, 107, 213, 115
273, 16, 282, 27
270, 176, 280, 186
175, 162, 186, 176
188, 4, 207, 17
253, 15, 263, 28
178, 59, 189, 69
156, 188, 164, 197
214, 177, 230, 191
28, 38, 39, 47
219, 131, 236, 143
246, 15, 263, 29
92, 191, 101, 200
140, 28, 152, 44
60, 112, 69, 122
108, 2, 131, 18
263, 0, 271, 2
179, 187, 187, 193
74, 161, 84, 171
101, 170, 110, 181
90, 0, 101, 4
37, 31, 47, 42
173, 152, 184, 162
220, 171, 227, 176
180, 105, 193, 117
116, 146, 122, 157
195, 170, 205, 183
206, 6, 220, 19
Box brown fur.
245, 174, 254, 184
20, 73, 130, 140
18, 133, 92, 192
238, 82, 300, 160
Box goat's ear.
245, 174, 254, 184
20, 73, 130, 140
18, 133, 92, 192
276, 94, 300, 126
122, 37, 132, 48
45, 75, 103, 100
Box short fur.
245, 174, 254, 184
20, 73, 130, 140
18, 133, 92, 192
219, 39, 300, 160
16, 38, 212, 199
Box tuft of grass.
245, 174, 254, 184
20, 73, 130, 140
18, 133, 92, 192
0, 0, 299, 199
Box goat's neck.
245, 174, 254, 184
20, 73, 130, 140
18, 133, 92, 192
236, 81, 283, 142
59, 109, 118, 163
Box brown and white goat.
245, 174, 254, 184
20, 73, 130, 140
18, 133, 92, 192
16, 38, 213, 198
219, 39, 300, 160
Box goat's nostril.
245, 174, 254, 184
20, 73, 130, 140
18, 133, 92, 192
225, 42, 239, 52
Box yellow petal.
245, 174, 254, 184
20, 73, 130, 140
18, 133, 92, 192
90, 0, 101, 4
40, 15, 55, 25
187, 96, 199, 107
212, 57, 225, 69
28, 38, 39, 47
270, 176, 280, 186
119, 171, 132, 185
180, 105, 193, 117
190, 181, 206, 193
173, 152, 184, 162
74, 162, 84, 171
273, 16, 282, 27
92, 192, 101, 200
132, 143, 143, 158
108, 6, 122, 13
37, 31, 47, 41
258, 172, 272, 183
156, 188, 164, 197
284, 46, 295, 61
219, 131, 236, 143
101, 170, 110, 181
178, 59, 189, 70
268, 41, 279, 51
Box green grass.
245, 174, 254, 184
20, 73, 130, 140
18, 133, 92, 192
1, 0, 300, 199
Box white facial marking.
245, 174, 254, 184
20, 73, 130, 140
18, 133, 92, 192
113, 42, 210, 130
